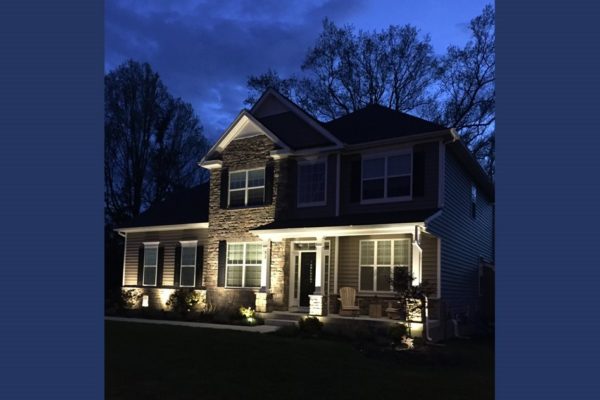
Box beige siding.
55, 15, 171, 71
420, 232, 439, 298
123, 228, 208, 286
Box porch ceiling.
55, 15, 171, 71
250, 222, 424, 241
250, 209, 439, 241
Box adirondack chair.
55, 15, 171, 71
338, 287, 360, 316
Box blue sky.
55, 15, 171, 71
105, 0, 491, 142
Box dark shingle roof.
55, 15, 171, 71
118, 183, 209, 229
258, 111, 334, 149
253, 209, 440, 231
324, 104, 448, 145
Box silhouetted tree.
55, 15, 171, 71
105, 60, 209, 226
245, 5, 495, 177
246, 20, 436, 120
435, 5, 495, 176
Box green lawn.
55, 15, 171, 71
106, 320, 493, 400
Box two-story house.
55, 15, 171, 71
116, 88, 494, 325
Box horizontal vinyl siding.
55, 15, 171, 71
123, 228, 208, 287
427, 150, 494, 315
420, 232, 439, 298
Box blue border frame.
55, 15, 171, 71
2, 1, 600, 398
497, 1, 600, 398
0, 1, 104, 398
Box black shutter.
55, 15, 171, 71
412, 150, 426, 197
156, 246, 165, 287
137, 246, 144, 286
217, 240, 227, 287
196, 245, 204, 288
173, 244, 181, 287
220, 168, 229, 209
264, 162, 274, 205
350, 157, 362, 203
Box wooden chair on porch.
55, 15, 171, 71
338, 287, 360, 317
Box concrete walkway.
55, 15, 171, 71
105, 316, 280, 333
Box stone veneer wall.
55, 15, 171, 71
204, 135, 289, 310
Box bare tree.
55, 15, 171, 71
105, 60, 209, 226
436, 5, 495, 176
245, 5, 495, 177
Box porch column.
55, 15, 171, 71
256, 240, 272, 313
412, 239, 423, 286
314, 238, 324, 294
260, 240, 271, 291
309, 237, 326, 316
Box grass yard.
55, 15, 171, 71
106, 320, 493, 400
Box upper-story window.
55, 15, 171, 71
228, 168, 265, 207
297, 160, 327, 207
361, 150, 412, 203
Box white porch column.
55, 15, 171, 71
314, 237, 324, 294
260, 240, 271, 291
256, 240, 272, 313
412, 239, 423, 286
309, 237, 326, 316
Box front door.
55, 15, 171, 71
299, 252, 316, 307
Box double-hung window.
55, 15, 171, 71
297, 160, 326, 206
179, 241, 197, 287
142, 242, 159, 286
359, 239, 410, 292
362, 151, 412, 202
229, 168, 265, 207
226, 243, 263, 288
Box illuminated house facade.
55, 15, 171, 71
116, 89, 494, 321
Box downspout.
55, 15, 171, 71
422, 294, 433, 342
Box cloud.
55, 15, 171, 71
105, 0, 366, 141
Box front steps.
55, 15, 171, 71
260, 311, 304, 328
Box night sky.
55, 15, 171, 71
105, 0, 491, 142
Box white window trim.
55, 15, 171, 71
360, 149, 413, 204
358, 238, 411, 294
179, 240, 198, 287
228, 168, 266, 207
142, 242, 159, 287
297, 159, 327, 208
225, 242, 263, 288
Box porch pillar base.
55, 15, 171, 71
308, 294, 326, 316
255, 292, 272, 313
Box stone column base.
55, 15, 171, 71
309, 294, 326, 316
255, 292, 272, 313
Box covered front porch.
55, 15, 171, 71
250, 221, 441, 321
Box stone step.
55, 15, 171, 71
257, 312, 306, 322
264, 318, 299, 327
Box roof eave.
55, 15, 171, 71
115, 222, 209, 233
